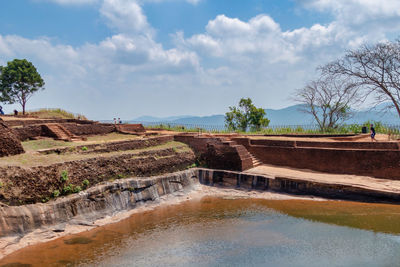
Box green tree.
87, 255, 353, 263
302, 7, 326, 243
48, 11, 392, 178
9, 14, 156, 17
0, 59, 45, 114
225, 98, 270, 132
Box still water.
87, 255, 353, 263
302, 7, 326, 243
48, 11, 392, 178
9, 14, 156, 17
2, 197, 400, 267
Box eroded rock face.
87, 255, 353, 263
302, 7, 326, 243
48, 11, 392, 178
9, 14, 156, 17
0, 170, 199, 237
0, 120, 24, 157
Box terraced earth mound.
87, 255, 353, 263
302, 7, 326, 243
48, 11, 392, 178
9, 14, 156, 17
0, 120, 24, 157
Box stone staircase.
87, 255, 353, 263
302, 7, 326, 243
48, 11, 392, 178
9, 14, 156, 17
218, 137, 254, 170
43, 123, 83, 141
249, 152, 262, 167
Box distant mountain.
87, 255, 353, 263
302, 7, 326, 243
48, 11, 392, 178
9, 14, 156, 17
133, 115, 193, 122
264, 105, 315, 125
131, 103, 400, 126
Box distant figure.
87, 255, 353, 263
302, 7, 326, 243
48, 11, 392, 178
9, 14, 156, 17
113, 118, 117, 125
13, 110, 18, 116
370, 124, 377, 142
0, 106, 4, 115
118, 118, 122, 124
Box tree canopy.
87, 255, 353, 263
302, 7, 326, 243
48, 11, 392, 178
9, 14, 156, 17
321, 40, 400, 118
225, 98, 270, 131
0, 59, 45, 114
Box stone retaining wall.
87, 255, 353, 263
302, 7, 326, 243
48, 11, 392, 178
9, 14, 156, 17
0, 170, 199, 237
198, 169, 400, 202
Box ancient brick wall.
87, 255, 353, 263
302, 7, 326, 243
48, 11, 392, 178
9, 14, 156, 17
62, 123, 115, 136
12, 125, 43, 141
231, 137, 400, 180
12, 123, 116, 141
174, 134, 253, 171
115, 124, 145, 133
249, 139, 399, 150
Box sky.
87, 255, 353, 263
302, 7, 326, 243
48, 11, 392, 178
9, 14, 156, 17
1, 0, 400, 120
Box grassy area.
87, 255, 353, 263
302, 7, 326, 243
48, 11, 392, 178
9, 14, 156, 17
147, 121, 400, 138
24, 108, 88, 120
22, 133, 143, 152
2, 141, 189, 167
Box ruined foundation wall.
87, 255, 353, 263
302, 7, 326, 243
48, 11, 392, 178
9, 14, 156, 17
13, 123, 116, 141
232, 137, 400, 180
175, 135, 253, 171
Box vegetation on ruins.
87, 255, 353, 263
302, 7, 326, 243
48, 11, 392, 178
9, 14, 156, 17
25, 108, 87, 120
225, 98, 270, 131
294, 74, 361, 131
0, 59, 45, 115
321, 40, 400, 119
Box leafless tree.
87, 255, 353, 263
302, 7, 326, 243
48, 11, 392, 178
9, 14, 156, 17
321, 41, 400, 118
294, 75, 360, 131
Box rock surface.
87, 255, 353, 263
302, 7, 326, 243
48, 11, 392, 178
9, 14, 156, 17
0, 169, 199, 237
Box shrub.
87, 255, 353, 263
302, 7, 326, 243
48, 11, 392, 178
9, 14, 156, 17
187, 163, 197, 169
81, 146, 88, 151
73, 185, 82, 193
82, 179, 90, 187
63, 184, 72, 194
60, 170, 69, 182
53, 190, 60, 197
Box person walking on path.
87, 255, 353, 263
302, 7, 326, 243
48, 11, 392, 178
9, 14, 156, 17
0, 106, 4, 115
370, 124, 377, 142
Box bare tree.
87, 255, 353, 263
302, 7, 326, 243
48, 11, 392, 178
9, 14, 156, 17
321, 41, 400, 118
294, 75, 360, 131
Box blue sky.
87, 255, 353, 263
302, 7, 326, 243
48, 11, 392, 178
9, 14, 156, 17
0, 0, 399, 119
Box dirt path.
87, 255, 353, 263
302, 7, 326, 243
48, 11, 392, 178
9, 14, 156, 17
245, 164, 400, 193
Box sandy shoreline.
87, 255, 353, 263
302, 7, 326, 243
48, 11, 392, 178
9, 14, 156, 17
0, 184, 322, 260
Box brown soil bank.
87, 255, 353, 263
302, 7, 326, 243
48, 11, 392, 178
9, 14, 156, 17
0, 148, 195, 205
0, 121, 24, 157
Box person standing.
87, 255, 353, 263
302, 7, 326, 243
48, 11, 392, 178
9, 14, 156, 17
0, 106, 4, 115
370, 124, 377, 142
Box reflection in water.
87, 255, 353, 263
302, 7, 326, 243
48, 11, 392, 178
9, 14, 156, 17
2, 198, 400, 266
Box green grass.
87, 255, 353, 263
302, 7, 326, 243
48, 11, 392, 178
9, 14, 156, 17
1, 141, 190, 167
22, 133, 143, 152
22, 139, 76, 151
148, 120, 400, 137
25, 108, 87, 120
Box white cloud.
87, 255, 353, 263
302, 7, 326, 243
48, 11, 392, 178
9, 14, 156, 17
100, 0, 152, 34
4, 0, 400, 119
303, 0, 400, 25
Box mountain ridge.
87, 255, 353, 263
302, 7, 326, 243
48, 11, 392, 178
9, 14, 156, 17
130, 104, 400, 126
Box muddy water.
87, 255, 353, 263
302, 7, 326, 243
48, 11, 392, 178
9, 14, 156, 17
2, 198, 400, 267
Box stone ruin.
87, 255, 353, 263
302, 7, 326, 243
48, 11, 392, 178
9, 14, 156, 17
0, 119, 24, 157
